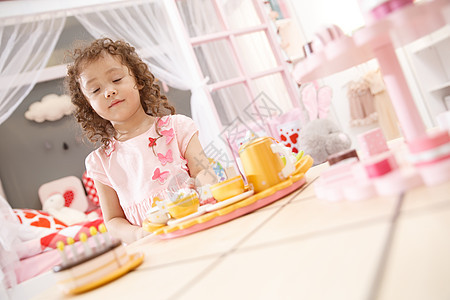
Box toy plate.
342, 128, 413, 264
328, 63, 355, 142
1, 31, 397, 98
167, 205, 210, 226
64, 252, 144, 295
205, 190, 254, 212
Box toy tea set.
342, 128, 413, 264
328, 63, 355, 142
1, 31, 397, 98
142, 135, 314, 239
314, 127, 450, 202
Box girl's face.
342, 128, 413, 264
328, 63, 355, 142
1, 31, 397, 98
78, 52, 143, 125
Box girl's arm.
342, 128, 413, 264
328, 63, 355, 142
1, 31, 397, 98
184, 133, 218, 186
94, 180, 150, 243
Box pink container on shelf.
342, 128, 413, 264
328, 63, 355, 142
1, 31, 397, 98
407, 130, 450, 160
342, 179, 377, 201
364, 151, 393, 177
372, 167, 423, 196
371, 1, 391, 19
363, 151, 398, 179
415, 156, 450, 186
370, 0, 414, 20
342, 162, 377, 201
363, 151, 423, 195
314, 158, 358, 202
407, 130, 450, 185
314, 180, 346, 202
388, 0, 414, 10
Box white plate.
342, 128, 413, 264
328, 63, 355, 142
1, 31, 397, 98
205, 190, 254, 213
166, 204, 211, 226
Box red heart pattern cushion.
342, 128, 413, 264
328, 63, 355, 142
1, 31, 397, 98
279, 127, 300, 153
14, 209, 67, 230
82, 171, 99, 206
40, 219, 104, 251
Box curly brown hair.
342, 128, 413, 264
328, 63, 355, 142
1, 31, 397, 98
65, 38, 175, 147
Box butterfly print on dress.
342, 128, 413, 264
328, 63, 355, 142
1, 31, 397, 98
161, 128, 174, 144
157, 149, 173, 166
152, 168, 170, 184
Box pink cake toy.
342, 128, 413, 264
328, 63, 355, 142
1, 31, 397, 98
53, 224, 143, 295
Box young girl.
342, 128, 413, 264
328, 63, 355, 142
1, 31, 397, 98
65, 38, 216, 243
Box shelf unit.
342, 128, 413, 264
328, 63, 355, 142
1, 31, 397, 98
403, 24, 450, 126
292, 0, 450, 144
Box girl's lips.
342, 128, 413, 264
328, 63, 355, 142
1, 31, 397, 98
109, 99, 124, 108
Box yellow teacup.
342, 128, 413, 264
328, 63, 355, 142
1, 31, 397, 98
166, 192, 199, 219
210, 175, 245, 202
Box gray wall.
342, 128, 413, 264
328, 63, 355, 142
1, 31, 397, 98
0, 77, 191, 210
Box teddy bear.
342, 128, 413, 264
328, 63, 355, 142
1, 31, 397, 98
42, 193, 98, 226
298, 118, 352, 165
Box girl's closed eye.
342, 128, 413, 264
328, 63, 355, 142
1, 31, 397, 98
113, 78, 122, 83
92, 88, 100, 94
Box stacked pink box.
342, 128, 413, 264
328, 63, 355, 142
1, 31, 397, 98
357, 128, 389, 158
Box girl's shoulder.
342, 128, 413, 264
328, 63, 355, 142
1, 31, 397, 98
162, 113, 193, 122
86, 141, 116, 162
158, 114, 195, 130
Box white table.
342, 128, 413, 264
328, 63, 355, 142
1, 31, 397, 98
34, 163, 450, 300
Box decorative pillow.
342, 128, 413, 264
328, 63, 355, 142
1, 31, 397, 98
38, 176, 89, 212
40, 219, 104, 251
82, 171, 99, 206
13, 209, 67, 230
268, 107, 304, 154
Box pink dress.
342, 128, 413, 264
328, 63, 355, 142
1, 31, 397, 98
85, 114, 197, 226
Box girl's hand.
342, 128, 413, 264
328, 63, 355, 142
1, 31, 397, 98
186, 177, 196, 189
134, 226, 152, 240
194, 168, 218, 188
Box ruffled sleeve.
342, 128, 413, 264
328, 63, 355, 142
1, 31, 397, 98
85, 150, 112, 187
173, 114, 198, 157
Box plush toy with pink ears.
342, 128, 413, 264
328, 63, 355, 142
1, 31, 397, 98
300, 82, 332, 122
299, 82, 352, 165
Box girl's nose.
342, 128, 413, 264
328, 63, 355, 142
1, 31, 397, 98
105, 89, 117, 98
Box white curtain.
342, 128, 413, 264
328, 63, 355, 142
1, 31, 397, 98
0, 193, 20, 292
0, 17, 65, 125
74, 0, 222, 150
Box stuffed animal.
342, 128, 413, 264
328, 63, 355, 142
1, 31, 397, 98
298, 119, 352, 165
42, 193, 98, 226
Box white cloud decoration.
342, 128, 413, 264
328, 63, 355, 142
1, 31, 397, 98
25, 94, 75, 123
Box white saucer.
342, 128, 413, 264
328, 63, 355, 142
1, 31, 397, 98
205, 190, 254, 212
166, 204, 211, 226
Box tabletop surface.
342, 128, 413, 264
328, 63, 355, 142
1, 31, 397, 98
35, 163, 450, 300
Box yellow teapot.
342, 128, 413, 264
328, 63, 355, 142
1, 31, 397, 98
239, 136, 295, 193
